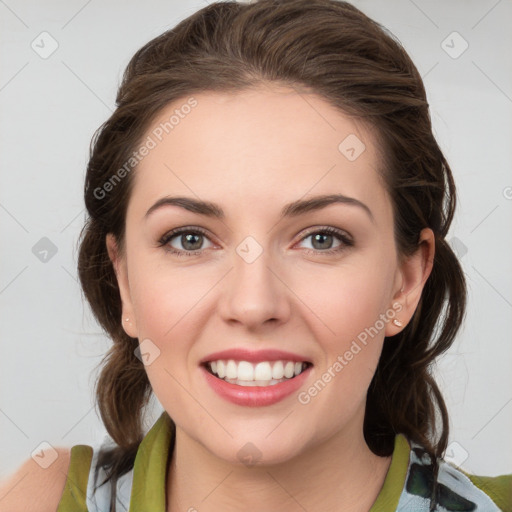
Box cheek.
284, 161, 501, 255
127, 259, 217, 388
294, 268, 392, 411
128, 262, 203, 409
129, 258, 206, 339
294, 259, 394, 345
291, 258, 395, 407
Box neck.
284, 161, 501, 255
166, 415, 392, 512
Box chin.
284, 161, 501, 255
207, 433, 308, 468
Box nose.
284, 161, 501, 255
217, 245, 291, 331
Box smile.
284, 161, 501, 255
201, 360, 313, 407
204, 359, 311, 387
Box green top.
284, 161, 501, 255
57, 411, 512, 511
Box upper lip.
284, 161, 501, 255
200, 348, 312, 365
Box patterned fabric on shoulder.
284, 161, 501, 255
396, 441, 503, 511
85, 436, 134, 512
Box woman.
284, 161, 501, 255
2, 0, 510, 510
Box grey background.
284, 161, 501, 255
1, 0, 511, 479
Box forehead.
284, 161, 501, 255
129, 86, 390, 222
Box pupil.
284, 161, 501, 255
183, 233, 202, 250
313, 233, 332, 250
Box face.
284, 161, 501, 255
107, 85, 433, 465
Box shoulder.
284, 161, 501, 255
0, 446, 72, 512
460, 469, 512, 512
400, 441, 512, 511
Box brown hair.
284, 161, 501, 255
77, 0, 466, 507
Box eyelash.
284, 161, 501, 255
157, 226, 354, 257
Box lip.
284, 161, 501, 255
200, 348, 312, 364
201, 364, 313, 407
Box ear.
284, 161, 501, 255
106, 233, 138, 338
385, 227, 435, 336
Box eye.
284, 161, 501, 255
158, 225, 353, 257
296, 227, 353, 255
158, 227, 214, 257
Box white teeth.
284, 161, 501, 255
254, 362, 272, 380
217, 360, 225, 378
237, 361, 254, 380
224, 378, 287, 387
207, 359, 309, 384
226, 360, 238, 379
284, 361, 295, 378
272, 361, 284, 379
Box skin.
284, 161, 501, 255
107, 84, 434, 512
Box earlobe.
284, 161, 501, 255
385, 228, 435, 336
105, 233, 138, 338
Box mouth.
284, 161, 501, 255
201, 359, 313, 387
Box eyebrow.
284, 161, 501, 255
145, 193, 374, 222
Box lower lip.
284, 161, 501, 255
201, 364, 312, 407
